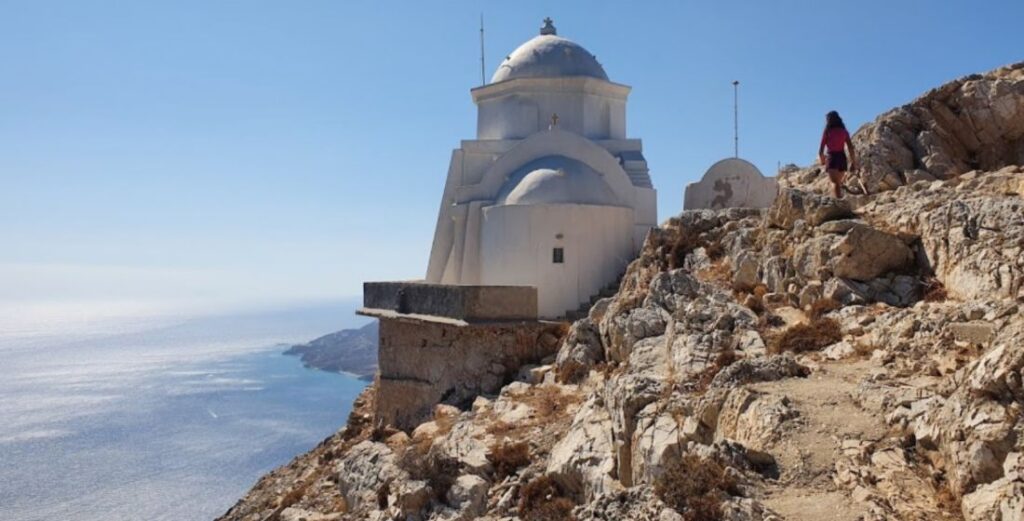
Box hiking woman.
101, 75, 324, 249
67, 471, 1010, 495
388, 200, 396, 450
818, 111, 857, 198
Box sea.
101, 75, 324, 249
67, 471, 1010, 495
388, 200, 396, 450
0, 300, 370, 521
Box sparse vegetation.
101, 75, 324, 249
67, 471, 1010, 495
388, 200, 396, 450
923, 277, 948, 302
808, 297, 841, 320
696, 259, 733, 287
519, 475, 575, 521
654, 453, 742, 521
521, 384, 580, 420
694, 350, 740, 392
397, 448, 460, 502
854, 340, 881, 359
767, 317, 842, 354
556, 360, 588, 384
487, 440, 531, 479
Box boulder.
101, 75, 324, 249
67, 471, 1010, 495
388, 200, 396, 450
336, 441, 407, 513
555, 318, 605, 380
445, 474, 489, 518
831, 225, 915, 281
546, 396, 620, 501
768, 189, 855, 229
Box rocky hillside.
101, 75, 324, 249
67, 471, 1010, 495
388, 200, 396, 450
217, 64, 1024, 521
782, 61, 1024, 195
284, 322, 378, 381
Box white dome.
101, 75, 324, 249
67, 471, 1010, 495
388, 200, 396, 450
702, 158, 766, 182
491, 19, 607, 83
497, 156, 620, 206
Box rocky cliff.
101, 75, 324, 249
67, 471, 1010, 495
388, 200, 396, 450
284, 322, 378, 381
218, 63, 1024, 521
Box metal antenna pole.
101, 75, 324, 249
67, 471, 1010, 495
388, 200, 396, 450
479, 14, 486, 85
732, 80, 739, 158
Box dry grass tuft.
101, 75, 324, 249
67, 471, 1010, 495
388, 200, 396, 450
923, 277, 948, 302
767, 317, 842, 354
808, 297, 841, 320
485, 419, 514, 437
521, 385, 580, 421
397, 448, 460, 502
519, 475, 576, 521
654, 453, 742, 521
697, 260, 733, 287
854, 340, 881, 359
556, 360, 589, 384
694, 350, 740, 392
487, 440, 531, 479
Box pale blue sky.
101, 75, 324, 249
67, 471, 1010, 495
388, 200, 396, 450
2, 1, 1021, 322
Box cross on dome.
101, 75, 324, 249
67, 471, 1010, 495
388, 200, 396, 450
540, 17, 557, 35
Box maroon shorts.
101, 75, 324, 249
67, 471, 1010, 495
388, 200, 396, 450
827, 151, 848, 171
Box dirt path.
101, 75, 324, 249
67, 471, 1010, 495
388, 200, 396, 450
749, 359, 887, 521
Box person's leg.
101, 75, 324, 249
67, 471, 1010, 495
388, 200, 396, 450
827, 169, 844, 198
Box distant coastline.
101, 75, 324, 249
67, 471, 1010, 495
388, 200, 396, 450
283, 322, 378, 381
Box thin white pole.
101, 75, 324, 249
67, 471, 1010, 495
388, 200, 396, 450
479, 14, 486, 85
732, 80, 739, 158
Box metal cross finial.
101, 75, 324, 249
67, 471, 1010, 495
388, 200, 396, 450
550, 113, 559, 129
540, 17, 557, 35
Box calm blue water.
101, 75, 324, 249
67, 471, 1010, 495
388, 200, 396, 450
0, 302, 370, 521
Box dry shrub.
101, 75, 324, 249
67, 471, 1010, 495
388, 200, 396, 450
808, 297, 841, 320
487, 440, 531, 479
668, 226, 703, 270
923, 277, 948, 302
485, 419, 514, 437
398, 449, 460, 502
752, 284, 769, 299
522, 385, 579, 421
654, 453, 741, 521
697, 260, 732, 287
556, 360, 588, 384
694, 350, 739, 392
767, 317, 842, 354
758, 313, 785, 329
519, 475, 575, 521
704, 239, 725, 260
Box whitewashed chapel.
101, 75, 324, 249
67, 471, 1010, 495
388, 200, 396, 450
425, 18, 658, 318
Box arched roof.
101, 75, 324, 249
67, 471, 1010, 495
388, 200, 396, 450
701, 158, 767, 182
496, 156, 621, 206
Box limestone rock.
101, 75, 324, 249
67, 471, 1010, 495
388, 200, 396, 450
335, 441, 407, 513
709, 354, 810, 390
445, 474, 489, 518
547, 396, 619, 500
831, 224, 915, 281
555, 318, 604, 380
767, 189, 855, 229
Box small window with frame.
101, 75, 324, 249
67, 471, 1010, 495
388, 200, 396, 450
552, 247, 564, 264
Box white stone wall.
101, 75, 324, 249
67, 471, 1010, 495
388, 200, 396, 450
474, 77, 628, 141
684, 158, 779, 210
479, 203, 634, 318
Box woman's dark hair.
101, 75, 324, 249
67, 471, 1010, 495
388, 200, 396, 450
825, 110, 846, 131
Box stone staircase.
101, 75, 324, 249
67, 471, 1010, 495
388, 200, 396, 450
561, 275, 623, 321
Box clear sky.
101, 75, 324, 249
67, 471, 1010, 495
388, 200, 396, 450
2, 0, 1021, 324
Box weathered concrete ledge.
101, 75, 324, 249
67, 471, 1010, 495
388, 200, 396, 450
361, 281, 537, 322
359, 281, 559, 430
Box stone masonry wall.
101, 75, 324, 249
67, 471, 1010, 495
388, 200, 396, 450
375, 317, 562, 430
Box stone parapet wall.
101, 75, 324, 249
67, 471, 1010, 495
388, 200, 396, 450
363, 282, 537, 322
